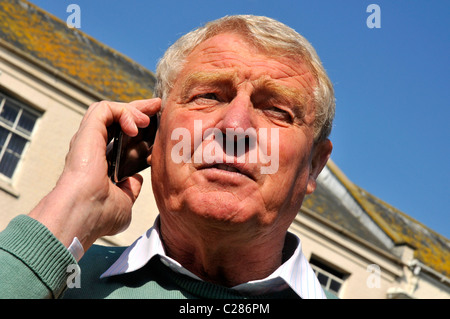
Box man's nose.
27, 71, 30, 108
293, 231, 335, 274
215, 93, 257, 157
218, 93, 254, 132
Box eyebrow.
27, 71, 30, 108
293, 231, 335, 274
252, 77, 310, 119
180, 71, 237, 101
180, 71, 311, 118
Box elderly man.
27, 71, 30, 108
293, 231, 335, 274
0, 15, 334, 299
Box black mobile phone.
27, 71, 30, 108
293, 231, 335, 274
106, 114, 159, 183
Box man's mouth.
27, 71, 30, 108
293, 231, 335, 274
198, 163, 256, 181
213, 163, 240, 173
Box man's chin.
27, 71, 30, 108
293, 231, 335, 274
184, 192, 261, 225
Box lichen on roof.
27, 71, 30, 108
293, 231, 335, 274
355, 186, 450, 278
0, 0, 155, 102
322, 160, 450, 278
302, 182, 390, 250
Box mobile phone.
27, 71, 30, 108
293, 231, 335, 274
106, 114, 159, 183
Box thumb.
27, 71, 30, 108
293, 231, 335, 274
117, 173, 144, 204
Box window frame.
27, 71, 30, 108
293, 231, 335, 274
0, 91, 41, 182
310, 256, 348, 297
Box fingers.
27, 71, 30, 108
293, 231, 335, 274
65, 98, 161, 176
125, 99, 161, 134
128, 99, 161, 117
82, 98, 161, 139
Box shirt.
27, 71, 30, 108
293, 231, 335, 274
99, 217, 326, 299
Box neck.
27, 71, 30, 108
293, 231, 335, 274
159, 216, 286, 287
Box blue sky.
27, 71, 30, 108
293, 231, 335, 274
28, 0, 449, 238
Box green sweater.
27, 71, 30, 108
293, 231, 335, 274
2, 215, 331, 299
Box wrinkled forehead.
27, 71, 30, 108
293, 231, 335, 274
179, 33, 317, 95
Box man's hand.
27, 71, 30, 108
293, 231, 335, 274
28, 98, 161, 251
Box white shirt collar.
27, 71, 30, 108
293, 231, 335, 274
100, 217, 326, 299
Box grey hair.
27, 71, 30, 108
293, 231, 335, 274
155, 15, 335, 142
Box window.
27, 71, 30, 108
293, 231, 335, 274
310, 256, 347, 296
0, 92, 40, 180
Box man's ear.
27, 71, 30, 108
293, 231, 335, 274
306, 139, 333, 195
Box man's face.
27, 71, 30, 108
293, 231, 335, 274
151, 33, 330, 237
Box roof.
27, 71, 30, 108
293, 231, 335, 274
0, 0, 155, 102
303, 159, 450, 278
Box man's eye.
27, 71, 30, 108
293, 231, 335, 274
264, 106, 293, 122
195, 93, 219, 101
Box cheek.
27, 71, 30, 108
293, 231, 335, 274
151, 109, 214, 211
151, 142, 193, 215
151, 113, 188, 199
259, 132, 312, 207
263, 128, 311, 174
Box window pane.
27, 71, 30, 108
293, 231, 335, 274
0, 151, 20, 178
0, 100, 20, 127
17, 110, 38, 135
317, 273, 328, 287
7, 134, 27, 155
0, 126, 8, 146
329, 279, 342, 294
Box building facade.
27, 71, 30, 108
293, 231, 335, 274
0, 0, 448, 299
